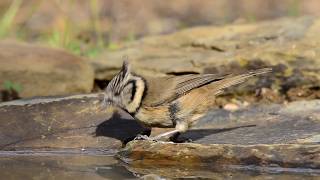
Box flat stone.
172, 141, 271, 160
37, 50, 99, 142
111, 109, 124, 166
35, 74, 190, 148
184, 100, 320, 145
0, 41, 94, 98
0, 94, 146, 151
120, 142, 320, 168
118, 100, 320, 171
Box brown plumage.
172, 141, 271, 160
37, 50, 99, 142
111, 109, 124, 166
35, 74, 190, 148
103, 61, 272, 140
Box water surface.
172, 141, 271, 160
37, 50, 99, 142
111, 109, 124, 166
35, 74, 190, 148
0, 150, 318, 179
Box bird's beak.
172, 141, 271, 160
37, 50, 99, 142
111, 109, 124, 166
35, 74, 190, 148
101, 98, 113, 107
100, 98, 115, 113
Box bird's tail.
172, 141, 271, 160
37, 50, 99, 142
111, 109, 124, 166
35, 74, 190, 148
209, 68, 272, 94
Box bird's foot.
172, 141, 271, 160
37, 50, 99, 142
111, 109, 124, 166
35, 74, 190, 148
133, 134, 166, 142
133, 134, 153, 141
134, 130, 182, 142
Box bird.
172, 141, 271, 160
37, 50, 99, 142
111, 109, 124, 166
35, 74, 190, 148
102, 60, 272, 141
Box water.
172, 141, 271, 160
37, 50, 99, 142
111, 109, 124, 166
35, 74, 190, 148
0, 150, 319, 179
0, 151, 136, 180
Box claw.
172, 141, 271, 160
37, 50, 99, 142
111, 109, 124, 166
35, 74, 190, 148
133, 134, 151, 140
133, 134, 162, 142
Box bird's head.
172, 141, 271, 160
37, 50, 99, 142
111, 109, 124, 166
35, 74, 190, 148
103, 61, 146, 114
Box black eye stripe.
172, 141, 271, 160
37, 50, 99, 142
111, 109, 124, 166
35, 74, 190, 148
125, 80, 136, 102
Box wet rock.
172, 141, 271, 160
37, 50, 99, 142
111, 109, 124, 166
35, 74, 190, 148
0, 94, 145, 150
121, 142, 319, 168
91, 16, 320, 102
0, 41, 94, 98
118, 100, 320, 171
124, 157, 320, 179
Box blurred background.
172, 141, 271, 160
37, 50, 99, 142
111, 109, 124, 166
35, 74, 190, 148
0, 0, 320, 102
0, 0, 319, 57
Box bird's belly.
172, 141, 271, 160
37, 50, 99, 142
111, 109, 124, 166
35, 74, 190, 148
134, 108, 174, 128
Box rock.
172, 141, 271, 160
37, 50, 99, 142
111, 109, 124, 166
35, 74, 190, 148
118, 100, 320, 171
122, 143, 320, 178
121, 142, 319, 168
1, 92, 319, 176
0, 94, 146, 150
91, 16, 320, 103
0, 41, 94, 98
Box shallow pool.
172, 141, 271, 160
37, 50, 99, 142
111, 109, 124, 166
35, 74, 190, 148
0, 150, 318, 179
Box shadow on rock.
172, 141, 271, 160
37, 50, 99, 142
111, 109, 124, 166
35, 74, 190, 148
95, 111, 150, 144
176, 125, 256, 142
95, 110, 254, 144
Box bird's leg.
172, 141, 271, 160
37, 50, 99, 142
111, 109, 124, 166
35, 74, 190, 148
134, 122, 188, 141
149, 121, 188, 141
149, 129, 180, 141
134, 129, 179, 141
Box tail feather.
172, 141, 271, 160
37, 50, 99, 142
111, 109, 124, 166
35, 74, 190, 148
210, 68, 272, 94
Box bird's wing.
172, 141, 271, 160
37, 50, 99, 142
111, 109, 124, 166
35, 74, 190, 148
141, 73, 228, 107
142, 68, 271, 107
